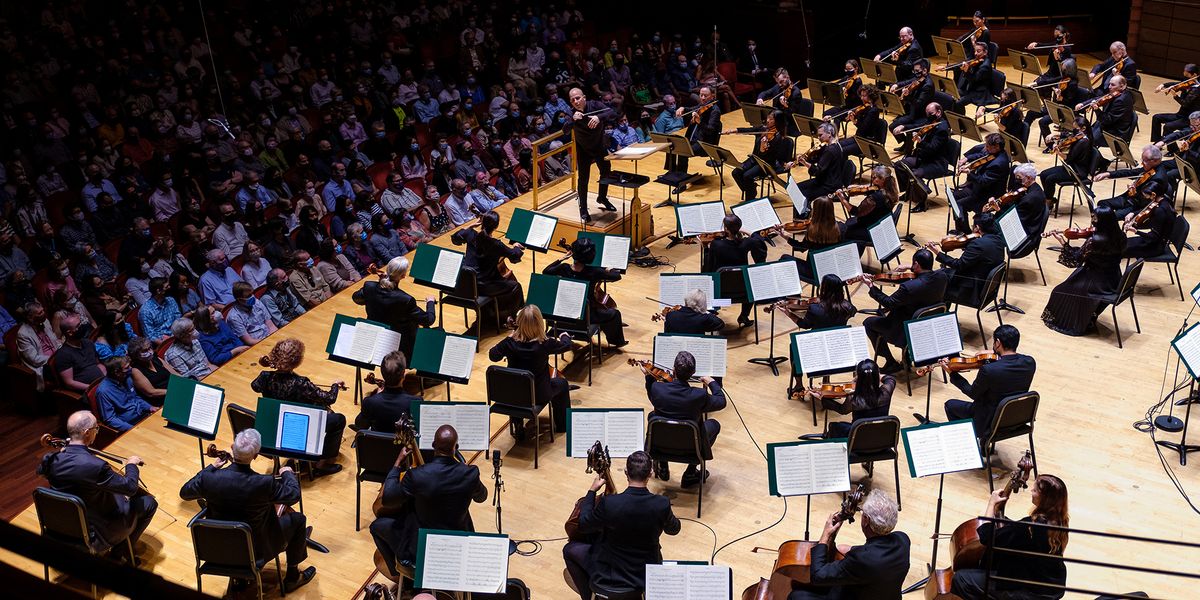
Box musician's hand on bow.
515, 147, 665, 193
873, 53, 882, 62
755, 98, 765, 106
924, 241, 940, 253
1093, 171, 1111, 182
1026, 42, 1037, 51
426, 296, 437, 303
1156, 83, 1167, 93
1074, 102, 1085, 111
558, 332, 572, 345
721, 128, 734, 135
126, 455, 144, 468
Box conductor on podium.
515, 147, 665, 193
567, 87, 619, 223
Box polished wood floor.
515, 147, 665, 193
6, 55, 1200, 598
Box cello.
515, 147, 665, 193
565, 441, 615, 541
925, 451, 1034, 599
742, 484, 867, 600
371, 414, 426, 580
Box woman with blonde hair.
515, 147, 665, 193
840, 164, 900, 253
488, 304, 574, 436
251, 338, 346, 476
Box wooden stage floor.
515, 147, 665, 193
6, 55, 1200, 598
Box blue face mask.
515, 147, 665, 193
360, 231, 368, 240
139, 228, 151, 237
334, 244, 343, 253
243, 297, 256, 308
410, 143, 420, 151
304, 258, 314, 268
510, 110, 520, 118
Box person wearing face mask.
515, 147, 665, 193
126, 337, 176, 405
259, 136, 289, 175
198, 248, 244, 310
380, 174, 424, 217
148, 173, 181, 222
610, 115, 641, 150
469, 171, 510, 212
368, 212, 408, 265
605, 53, 633, 96
740, 39, 770, 86
0, 230, 32, 288
164, 317, 217, 379
81, 164, 124, 214
116, 217, 155, 271
316, 237, 362, 292
93, 355, 156, 432
16, 301, 62, 391
59, 205, 99, 256
54, 313, 107, 393
653, 94, 685, 134
413, 84, 441, 124
398, 138, 429, 182
756, 68, 814, 135
542, 84, 571, 125
73, 243, 119, 286
139, 277, 181, 344
287, 250, 332, 308
260, 269, 307, 329
234, 241, 269, 288
227, 281, 277, 346
453, 141, 490, 182
212, 202, 251, 259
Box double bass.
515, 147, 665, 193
565, 441, 616, 541
741, 484, 867, 600
372, 414, 426, 580
926, 451, 1034, 599
41, 434, 151, 494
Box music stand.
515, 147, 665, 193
856, 137, 894, 169
649, 132, 700, 208
929, 35, 968, 67
1011, 83, 1045, 114
751, 155, 789, 199
859, 58, 898, 85
808, 79, 847, 113
1043, 101, 1076, 131
699, 142, 740, 202
1007, 49, 1044, 86
892, 160, 921, 246
741, 104, 772, 128
931, 74, 961, 101
1129, 88, 1149, 115
1103, 131, 1139, 172
998, 131, 1030, 164
945, 111, 983, 143
879, 91, 907, 117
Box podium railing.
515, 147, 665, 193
530, 129, 578, 211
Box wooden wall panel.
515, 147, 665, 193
1137, 0, 1200, 76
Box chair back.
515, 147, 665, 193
943, 138, 962, 167
988, 67, 1006, 97
1181, 160, 1200, 196
891, 202, 903, 225
986, 391, 1039, 442
1011, 204, 1048, 259
846, 416, 900, 456
355, 430, 404, 482
987, 42, 1000, 64
225, 403, 257, 436
485, 366, 539, 410
979, 263, 1007, 307
839, 159, 857, 188
715, 62, 738, 86
190, 517, 257, 571
1115, 259, 1144, 305
155, 336, 175, 360
645, 417, 712, 462
33, 487, 93, 550
1103, 132, 1137, 168
913, 303, 947, 320
932, 91, 957, 110
1169, 215, 1191, 255
447, 266, 481, 302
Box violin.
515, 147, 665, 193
959, 153, 994, 174
1077, 89, 1120, 113
782, 219, 811, 233
990, 100, 1024, 126
938, 233, 981, 251
1089, 57, 1125, 87
1052, 77, 1070, 102
897, 75, 925, 99
1129, 196, 1164, 229
1124, 168, 1157, 197
759, 128, 777, 154
903, 120, 940, 146
914, 351, 999, 377
1160, 75, 1200, 96
628, 358, 674, 382
650, 305, 681, 322
836, 184, 879, 197
1053, 130, 1085, 159
956, 25, 986, 43
364, 370, 425, 397
565, 441, 615, 541
845, 268, 916, 286
983, 187, 1027, 213
205, 444, 232, 463
742, 484, 866, 600
887, 41, 911, 62
698, 231, 728, 244
799, 143, 827, 163
764, 297, 815, 315
793, 382, 856, 401
937, 57, 984, 73
1042, 226, 1093, 240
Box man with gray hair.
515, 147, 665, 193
163, 317, 216, 379
1151, 64, 1200, 142
179, 428, 317, 592
198, 248, 243, 309
38, 410, 157, 557
1095, 144, 1172, 218
1006, 163, 1049, 237
260, 268, 307, 328
787, 489, 909, 598
1087, 41, 1138, 96
663, 288, 725, 335
1156, 111, 1200, 181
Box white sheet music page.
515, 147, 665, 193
553, 278, 588, 318
603, 411, 645, 457
772, 441, 850, 497
569, 411, 606, 457
431, 249, 464, 288
600, 236, 631, 270
745, 263, 782, 301
370, 327, 404, 365
187, 384, 223, 435
646, 564, 731, 600
438, 335, 477, 379
907, 313, 963, 364
659, 275, 715, 307
732, 198, 781, 234
331, 322, 360, 361
786, 176, 809, 216
797, 326, 872, 374
905, 422, 983, 477
1175, 324, 1200, 378
678, 202, 725, 236
812, 243, 864, 282
348, 322, 379, 364
420, 533, 508, 593
947, 188, 962, 219
526, 214, 556, 249
869, 215, 902, 262
998, 208, 1028, 251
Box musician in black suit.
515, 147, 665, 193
757, 68, 814, 136
1123, 182, 1175, 259
726, 110, 795, 201
562, 451, 681, 599
663, 288, 725, 334
352, 256, 436, 361
796, 123, 845, 207
701, 214, 768, 327
1028, 25, 1073, 86
951, 133, 1010, 233
895, 102, 950, 211
354, 351, 420, 432
1088, 41, 1138, 95
1007, 164, 1050, 238
544, 238, 628, 347
864, 249, 949, 374
1040, 115, 1098, 204
38, 410, 157, 557
1080, 75, 1135, 143
874, 26, 924, 80
929, 212, 1005, 308
566, 87, 619, 222
942, 325, 1037, 438
645, 351, 726, 487
1158, 112, 1200, 180
451, 210, 525, 321
836, 86, 887, 158
959, 11, 992, 56
950, 42, 995, 115
780, 274, 857, 331
1151, 64, 1200, 142
674, 85, 722, 172
179, 429, 316, 591
1095, 144, 1172, 219
824, 60, 866, 120
890, 59, 934, 144
1028, 59, 1087, 148
489, 304, 574, 433
369, 425, 487, 576
787, 489, 910, 600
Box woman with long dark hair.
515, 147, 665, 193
816, 358, 896, 439
701, 214, 768, 327
780, 273, 858, 330
1041, 205, 1126, 336
840, 165, 900, 252
450, 209, 525, 324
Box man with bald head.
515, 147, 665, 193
38, 410, 157, 557
1080, 74, 1135, 143
370, 424, 488, 579
567, 87, 619, 222
1088, 41, 1138, 94
875, 27, 924, 80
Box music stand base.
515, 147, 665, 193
653, 198, 679, 208
1155, 440, 1200, 465
986, 300, 1026, 315
1155, 415, 1184, 432
900, 233, 920, 247
748, 356, 787, 376
912, 412, 932, 425
306, 538, 330, 553
901, 575, 930, 594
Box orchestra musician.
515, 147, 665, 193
1122, 182, 1176, 259
786, 489, 910, 599
489, 304, 575, 434
1080, 74, 1135, 144
1157, 111, 1200, 180
1027, 59, 1086, 148
352, 256, 436, 362
645, 351, 726, 486
662, 288, 725, 335
725, 110, 795, 201
810, 359, 895, 439
674, 85, 723, 172
951, 475, 1070, 599
543, 238, 629, 348
794, 122, 845, 210
940, 325, 1037, 438
370, 424, 488, 579
179, 429, 317, 592
1088, 41, 1138, 96
927, 212, 1005, 309
895, 102, 951, 212
1094, 144, 1172, 219
951, 42, 995, 115
38, 410, 157, 561
1002, 164, 1050, 238
562, 450, 681, 600
251, 338, 346, 476
354, 351, 420, 432
756, 68, 814, 135
834, 85, 888, 158
565, 87, 619, 222
1151, 63, 1200, 142
890, 59, 934, 146
1039, 116, 1098, 206
839, 165, 899, 253
874, 26, 924, 80
701, 215, 767, 328
1042, 206, 1127, 337
450, 209, 525, 324
784, 196, 843, 284
779, 274, 857, 330
863, 249, 949, 374
960, 11, 991, 53
951, 133, 1011, 233
825, 60, 866, 118
1027, 25, 1074, 88
991, 87, 1029, 145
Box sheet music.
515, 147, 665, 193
348, 322, 379, 363
187, 384, 223, 435
746, 261, 802, 301
431, 249, 464, 288
786, 177, 809, 216
569, 410, 644, 457
370, 328, 403, 365
420, 533, 509, 593
677, 202, 725, 236
332, 322, 360, 361
794, 327, 872, 374
659, 275, 715, 307
418, 403, 490, 451
947, 188, 962, 219
1175, 324, 1200, 378
276, 403, 326, 455
869, 216, 902, 262
525, 214, 556, 249
771, 441, 850, 497
732, 198, 781, 234
600, 236, 631, 270
998, 208, 1028, 251
811, 244, 864, 282
438, 335, 477, 379
905, 422, 984, 477
614, 145, 649, 158
906, 313, 963, 364
654, 334, 727, 377
553, 279, 588, 318
646, 564, 731, 600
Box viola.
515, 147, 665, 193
1078, 89, 1120, 113
365, 370, 425, 397
846, 269, 916, 286
1124, 168, 1157, 197
837, 184, 879, 197
205, 444, 232, 463
939, 233, 981, 251
1129, 196, 1165, 229
791, 382, 855, 401
764, 297, 815, 315
782, 219, 811, 233
628, 358, 673, 382
650, 305, 681, 322
1043, 226, 1093, 240
565, 441, 615, 541
914, 351, 999, 377
983, 187, 1027, 213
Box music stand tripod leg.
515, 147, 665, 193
900, 472, 945, 594
1156, 380, 1200, 465
987, 257, 1025, 314
747, 308, 787, 375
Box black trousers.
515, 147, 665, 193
577, 151, 612, 214
274, 511, 309, 569
952, 184, 985, 232
322, 411, 346, 461
593, 306, 626, 345
118, 492, 159, 549
1151, 113, 1189, 142
731, 157, 764, 200
1039, 165, 1075, 201
369, 515, 406, 576
563, 541, 594, 600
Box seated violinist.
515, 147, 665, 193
1122, 182, 1176, 259
544, 238, 628, 348
863, 249, 948, 375
1094, 144, 1172, 219
949, 42, 995, 115
787, 489, 910, 599
450, 210, 525, 326
808, 359, 895, 439
1004, 164, 1050, 239
941, 325, 1036, 438
834, 85, 888, 157
1080, 74, 1134, 143
894, 102, 950, 212
927, 212, 1005, 308
839, 165, 899, 253
354, 351, 420, 433
645, 351, 725, 486
779, 274, 857, 330
725, 110, 795, 202
663, 288, 725, 335
951, 133, 1010, 233
794, 122, 844, 207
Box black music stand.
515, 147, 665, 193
1130, 88, 1149, 115
879, 91, 907, 117
929, 35, 968, 67
741, 104, 772, 128
649, 132, 701, 207
1007, 49, 1044, 86
699, 142, 739, 202
1044, 101, 1077, 132
808, 79, 846, 115
1156, 346, 1200, 465
859, 58, 898, 85
1011, 84, 1045, 115
856, 137, 894, 169
892, 160, 921, 246
931, 74, 961, 102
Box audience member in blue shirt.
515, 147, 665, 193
653, 95, 685, 133
226, 281, 278, 345
198, 249, 244, 309
321, 162, 355, 212
234, 172, 279, 213
192, 305, 249, 366
95, 356, 155, 432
